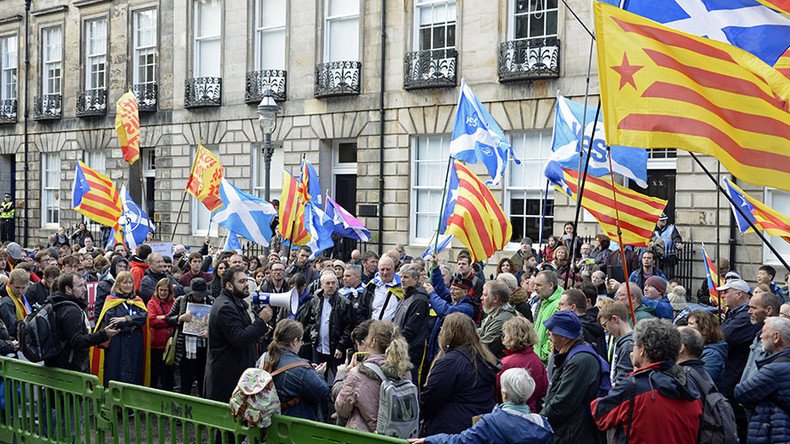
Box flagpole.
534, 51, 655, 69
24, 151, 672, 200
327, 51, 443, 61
433, 158, 454, 255
690, 153, 790, 273
575, 38, 596, 200
607, 146, 637, 325
171, 190, 188, 242
715, 161, 722, 320
537, 179, 549, 263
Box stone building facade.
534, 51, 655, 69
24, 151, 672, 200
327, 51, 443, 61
0, 0, 786, 287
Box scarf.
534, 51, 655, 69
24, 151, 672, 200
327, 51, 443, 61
5, 284, 31, 321
338, 285, 364, 298
371, 272, 402, 289
502, 403, 532, 415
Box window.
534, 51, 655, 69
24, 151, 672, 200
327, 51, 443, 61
84, 150, 106, 173
507, 131, 554, 243
763, 188, 790, 266
142, 147, 156, 216
0, 35, 17, 100
191, 145, 219, 236
411, 135, 450, 243
251, 144, 284, 200
133, 9, 158, 85
194, 0, 221, 77
41, 153, 60, 226
254, 0, 285, 70
324, 0, 359, 62
84, 19, 107, 90
41, 26, 62, 95
415, 0, 456, 51
509, 0, 558, 41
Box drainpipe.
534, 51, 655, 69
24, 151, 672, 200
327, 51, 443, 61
377, 0, 386, 256
23, 0, 31, 247
728, 177, 737, 269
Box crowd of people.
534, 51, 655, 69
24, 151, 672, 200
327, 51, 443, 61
0, 218, 789, 443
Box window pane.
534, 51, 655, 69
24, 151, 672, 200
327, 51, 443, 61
327, 17, 359, 61
198, 0, 221, 38
260, 28, 285, 68
197, 39, 221, 76
261, 0, 286, 27
328, 0, 358, 17
337, 142, 357, 163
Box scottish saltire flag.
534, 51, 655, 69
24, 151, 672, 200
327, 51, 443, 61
325, 194, 371, 242
422, 233, 454, 259
224, 231, 242, 253
449, 80, 519, 185
213, 178, 277, 246
298, 159, 322, 206
119, 185, 155, 250
622, 0, 790, 66
304, 203, 335, 259
545, 95, 649, 192
438, 161, 460, 235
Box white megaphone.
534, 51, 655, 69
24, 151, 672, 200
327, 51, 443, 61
248, 278, 299, 316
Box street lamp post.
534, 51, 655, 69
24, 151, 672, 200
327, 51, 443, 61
257, 89, 279, 255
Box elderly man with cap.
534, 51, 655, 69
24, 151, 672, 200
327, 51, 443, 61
641, 276, 674, 320
540, 310, 608, 444
0, 192, 14, 243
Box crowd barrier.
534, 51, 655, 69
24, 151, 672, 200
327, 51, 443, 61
0, 357, 406, 443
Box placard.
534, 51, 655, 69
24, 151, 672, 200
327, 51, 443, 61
146, 242, 173, 258
182, 302, 211, 337
87, 281, 99, 323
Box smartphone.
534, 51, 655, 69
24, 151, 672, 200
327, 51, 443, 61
346, 348, 355, 359
352, 352, 369, 363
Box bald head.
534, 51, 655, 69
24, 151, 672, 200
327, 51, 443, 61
378, 256, 395, 283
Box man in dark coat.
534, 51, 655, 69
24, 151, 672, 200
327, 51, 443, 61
46, 272, 119, 372
392, 263, 430, 382
25, 265, 59, 306
138, 253, 183, 304
558, 288, 606, 358
204, 267, 272, 402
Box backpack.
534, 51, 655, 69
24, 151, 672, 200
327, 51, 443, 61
229, 360, 311, 428
566, 342, 612, 397
686, 369, 738, 444
363, 362, 420, 439
17, 301, 79, 363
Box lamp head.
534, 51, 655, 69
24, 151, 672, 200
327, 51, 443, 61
257, 89, 279, 134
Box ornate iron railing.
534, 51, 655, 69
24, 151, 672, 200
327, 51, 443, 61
498, 37, 561, 82
314, 61, 361, 98
403, 48, 458, 90
33, 93, 62, 120
245, 70, 287, 103
0, 99, 17, 124
132, 83, 158, 112
184, 77, 222, 108
76, 89, 108, 117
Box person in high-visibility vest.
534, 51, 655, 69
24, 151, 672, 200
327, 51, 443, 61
0, 192, 14, 243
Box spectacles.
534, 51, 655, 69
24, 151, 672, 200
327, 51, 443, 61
600, 318, 612, 328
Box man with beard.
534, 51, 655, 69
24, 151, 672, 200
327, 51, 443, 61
478, 280, 518, 359
204, 266, 273, 402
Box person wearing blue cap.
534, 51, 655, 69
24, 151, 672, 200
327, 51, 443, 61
540, 311, 608, 444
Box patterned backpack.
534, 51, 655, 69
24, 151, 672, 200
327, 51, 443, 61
229, 361, 312, 428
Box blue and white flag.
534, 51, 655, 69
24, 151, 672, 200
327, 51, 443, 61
449, 80, 519, 185
119, 185, 155, 250
304, 202, 335, 260
422, 233, 454, 259
623, 0, 790, 66
213, 178, 277, 247
544, 95, 648, 192
224, 231, 243, 253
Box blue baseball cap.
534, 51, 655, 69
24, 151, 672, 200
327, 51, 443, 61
543, 311, 582, 339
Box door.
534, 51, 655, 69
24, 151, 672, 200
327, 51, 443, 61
630, 169, 676, 223
333, 173, 357, 261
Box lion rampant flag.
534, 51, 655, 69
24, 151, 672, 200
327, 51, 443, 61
115, 91, 140, 165
186, 144, 224, 212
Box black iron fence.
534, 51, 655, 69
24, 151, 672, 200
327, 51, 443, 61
132, 83, 158, 113
314, 61, 361, 98
184, 77, 222, 108
76, 89, 108, 117
498, 37, 561, 82
403, 48, 458, 90
33, 94, 62, 120
0, 99, 17, 124
245, 69, 287, 103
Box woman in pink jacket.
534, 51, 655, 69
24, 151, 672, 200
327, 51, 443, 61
334, 320, 412, 432
496, 316, 548, 411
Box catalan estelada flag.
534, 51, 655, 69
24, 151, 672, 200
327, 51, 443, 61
72, 161, 122, 228
724, 177, 790, 244
557, 169, 667, 246
776, 48, 790, 80
279, 170, 310, 246
297, 159, 321, 206
757, 0, 790, 14
186, 144, 224, 212
444, 161, 511, 263
594, 2, 790, 192
114, 91, 140, 165
701, 243, 722, 306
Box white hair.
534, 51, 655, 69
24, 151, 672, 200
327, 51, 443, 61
497, 272, 518, 291
500, 368, 536, 405
765, 317, 790, 344
320, 269, 338, 284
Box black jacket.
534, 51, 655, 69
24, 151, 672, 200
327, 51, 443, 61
721, 303, 761, 399
0, 316, 16, 356
580, 308, 607, 358
392, 285, 430, 373
139, 270, 183, 304
25, 281, 50, 306
45, 291, 109, 372
167, 293, 215, 366
298, 290, 353, 356
204, 289, 268, 402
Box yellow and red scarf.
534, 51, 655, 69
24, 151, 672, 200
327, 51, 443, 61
89, 294, 151, 386
5, 284, 29, 321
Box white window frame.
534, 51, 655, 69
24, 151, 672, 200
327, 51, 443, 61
414, 0, 456, 51
251, 144, 284, 200
506, 130, 554, 247
763, 188, 790, 266
132, 8, 158, 85
191, 145, 219, 236
254, 0, 286, 70
142, 147, 156, 177
84, 18, 108, 91
83, 150, 106, 174
410, 134, 451, 245
331, 140, 357, 196
193, 0, 221, 77
0, 34, 17, 101
41, 153, 60, 227
324, 0, 360, 62
508, 0, 559, 41
41, 26, 63, 96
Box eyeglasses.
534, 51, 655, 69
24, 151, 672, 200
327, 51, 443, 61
600, 318, 612, 328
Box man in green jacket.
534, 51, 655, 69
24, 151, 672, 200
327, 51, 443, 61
534, 270, 564, 362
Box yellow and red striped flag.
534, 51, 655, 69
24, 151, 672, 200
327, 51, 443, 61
279, 170, 310, 246
186, 144, 224, 212
756, 0, 790, 14
115, 91, 140, 165
557, 169, 667, 246
594, 2, 790, 193
444, 161, 511, 263
72, 161, 122, 228
776, 48, 790, 80
724, 177, 790, 244
701, 243, 722, 306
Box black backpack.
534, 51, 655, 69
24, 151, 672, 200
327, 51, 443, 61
686, 369, 738, 444
17, 301, 79, 363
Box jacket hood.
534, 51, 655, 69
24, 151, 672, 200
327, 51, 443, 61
635, 361, 700, 401
357, 354, 409, 380
756, 347, 790, 368
48, 291, 88, 309
509, 288, 528, 305
405, 285, 429, 299
581, 310, 605, 339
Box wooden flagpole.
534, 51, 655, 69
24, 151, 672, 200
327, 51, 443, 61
606, 146, 637, 325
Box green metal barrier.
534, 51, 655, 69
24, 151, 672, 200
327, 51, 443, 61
267, 415, 407, 444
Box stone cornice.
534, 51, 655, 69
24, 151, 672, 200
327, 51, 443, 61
31, 5, 69, 17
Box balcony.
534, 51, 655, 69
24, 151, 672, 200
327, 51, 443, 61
132, 83, 158, 113
0, 99, 17, 124
245, 70, 287, 104
314, 61, 361, 98
185, 77, 222, 108
76, 89, 108, 117
498, 37, 561, 82
33, 94, 62, 121
403, 48, 458, 90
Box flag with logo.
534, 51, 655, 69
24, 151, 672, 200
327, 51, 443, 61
279, 170, 310, 246
324, 194, 371, 242
115, 91, 141, 165
119, 185, 155, 250
186, 144, 224, 211
72, 161, 123, 229
212, 178, 277, 247
594, 2, 790, 192
723, 177, 790, 243
701, 243, 722, 306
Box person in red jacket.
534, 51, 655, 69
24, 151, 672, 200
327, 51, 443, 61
496, 316, 548, 411
147, 278, 176, 390
591, 318, 703, 443
129, 244, 152, 292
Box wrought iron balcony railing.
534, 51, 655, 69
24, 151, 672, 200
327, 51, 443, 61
314, 61, 361, 98
245, 70, 287, 103
76, 89, 108, 117
498, 37, 561, 82
132, 83, 158, 112
33, 94, 62, 120
403, 48, 458, 90
184, 77, 222, 108
0, 99, 17, 124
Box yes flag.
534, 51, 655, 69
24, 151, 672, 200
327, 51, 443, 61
304, 203, 335, 260
724, 177, 790, 243
546, 94, 648, 191
325, 194, 371, 242
72, 161, 122, 229
701, 243, 722, 306
212, 178, 277, 247
186, 144, 224, 211
119, 185, 154, 250
115, 91, 140, 165
449, 80, 519, 185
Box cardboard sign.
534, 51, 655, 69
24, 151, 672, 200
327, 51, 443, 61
146, 242, 173, 258
87, 281, 99, 323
